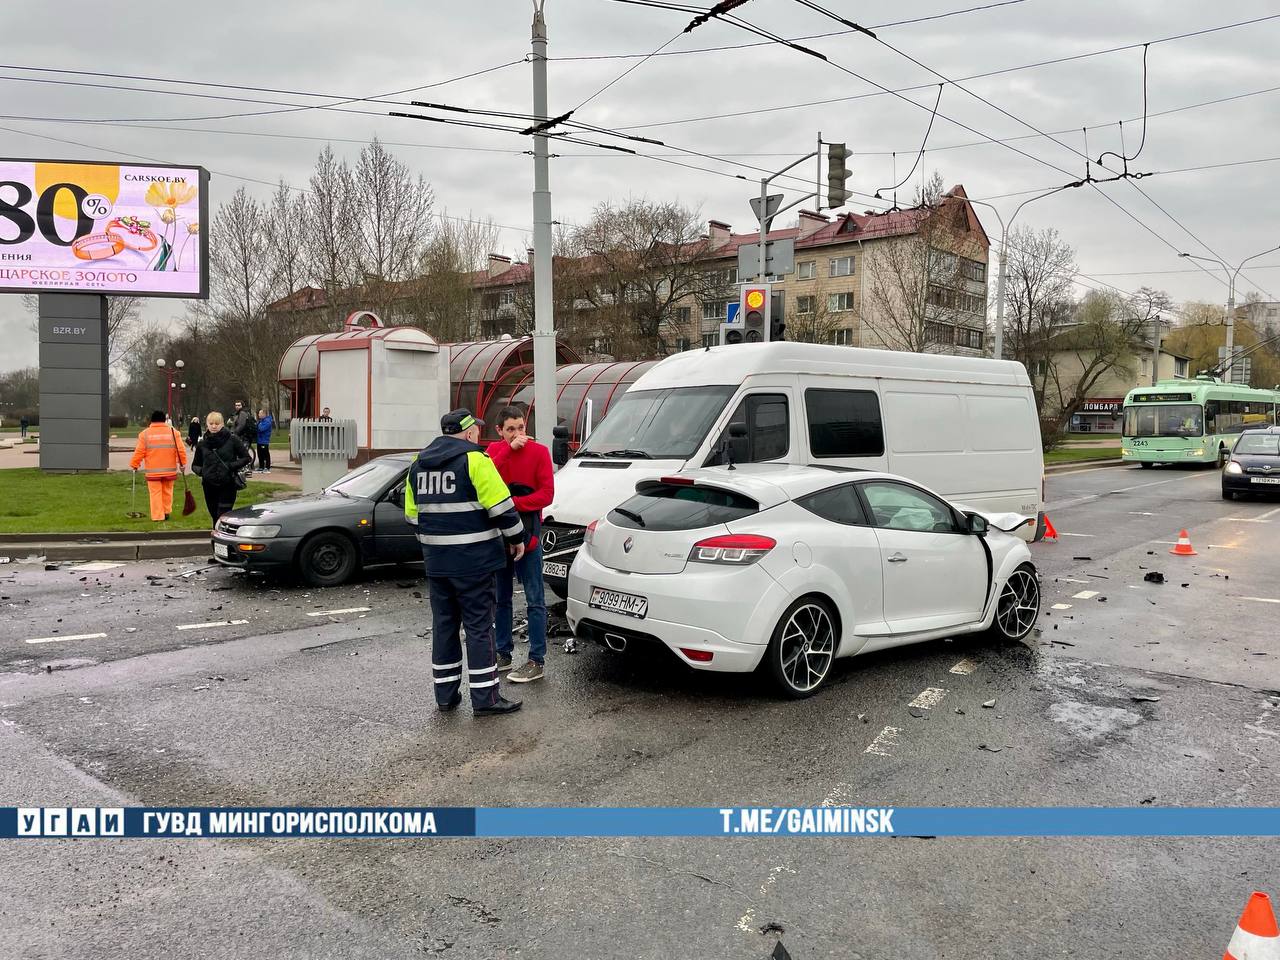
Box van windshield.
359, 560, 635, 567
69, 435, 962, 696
577, 386, 735, 460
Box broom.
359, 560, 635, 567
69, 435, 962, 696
177, 427, 197, 516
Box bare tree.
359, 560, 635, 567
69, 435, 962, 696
568, 199, 722, 359
352, 137, 435, 319
23, 294, 142, 365
1002, 225, 1077, 409
263, 180, 309, 304
861, 209, 974, 353
304, 146, 359, 327
411, 212, 502, 341
786, 295, 846, 345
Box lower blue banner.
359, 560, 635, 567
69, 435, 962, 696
2, 806, 1278, 839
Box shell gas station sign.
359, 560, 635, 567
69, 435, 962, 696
0, 159, 209, 298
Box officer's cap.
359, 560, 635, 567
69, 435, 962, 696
441, 408, 484, 434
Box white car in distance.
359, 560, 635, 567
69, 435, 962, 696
566, 464, 1041, 698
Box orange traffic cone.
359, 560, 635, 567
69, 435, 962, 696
1223, 891, 1279, 960
1169, 529, 1198, 556
1042, 515, 1059, 542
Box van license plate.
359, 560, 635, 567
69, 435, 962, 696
543, 561, 569, 578
214, 543, 229, 559
1251, 477, 1280, 485
590, 587, 648, 619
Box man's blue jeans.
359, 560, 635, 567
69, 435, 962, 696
496, 542, 547, 664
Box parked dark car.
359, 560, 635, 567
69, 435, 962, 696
1222, 427, 1280, 500
211, 454, 418, 586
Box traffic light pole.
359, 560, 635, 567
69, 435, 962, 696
753, 151, 819, 280
530, 1, 558, 442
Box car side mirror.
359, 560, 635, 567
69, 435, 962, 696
966, 512, 989, 537
552, 424, 570, 467
725, 421, 749, 469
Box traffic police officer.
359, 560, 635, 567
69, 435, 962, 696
405, 408, 527, 716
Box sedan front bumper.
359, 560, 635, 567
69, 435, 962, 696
210, 533, 300, 571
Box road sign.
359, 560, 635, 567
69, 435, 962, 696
726, 302, 740, 324
749, 193, 783, 231
737, 238, 795, 279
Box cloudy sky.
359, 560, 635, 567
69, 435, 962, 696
2, 0, 1279, 372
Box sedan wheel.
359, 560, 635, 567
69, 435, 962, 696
299, 531, 358, 587
767, 598, 838, 699
990, 564, 1040, 642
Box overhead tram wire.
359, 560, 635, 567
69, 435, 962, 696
0, 59, 529, 125
610, 14, 1280, 132
752, 1, 1275, 298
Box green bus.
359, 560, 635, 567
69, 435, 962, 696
1121, 378, 1279, 468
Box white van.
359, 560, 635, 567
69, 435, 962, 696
540, 341, 1044, 598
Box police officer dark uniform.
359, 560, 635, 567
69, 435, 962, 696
405, 408, 527, 716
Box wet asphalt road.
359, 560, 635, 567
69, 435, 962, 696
1, 462, 1277, 960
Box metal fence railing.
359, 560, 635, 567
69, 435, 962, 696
291, 419, 358, 460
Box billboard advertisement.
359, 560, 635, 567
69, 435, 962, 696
0, 159, 209, 298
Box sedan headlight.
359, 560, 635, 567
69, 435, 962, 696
1224, 460, 1243, 475
236, 524, 282, 539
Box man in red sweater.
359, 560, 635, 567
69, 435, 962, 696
487, 405, 555, 682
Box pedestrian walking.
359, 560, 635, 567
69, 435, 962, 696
128, 410, 188, 522
256, 408, 275, 473
19, 414, 28, 439
192, 411, 251, 524
187, 416, 201, 450
487, 405, 554, 682
405, 408, 527, 716
229, 401, 257, 472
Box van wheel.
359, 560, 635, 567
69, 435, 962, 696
766, 597, 838, 699
1139, 462, 1153, 469
986, 564, 1040, 643
298, 531, 359, 587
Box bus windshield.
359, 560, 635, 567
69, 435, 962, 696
1124, 404, 1203, 438
577, 385, 736, 460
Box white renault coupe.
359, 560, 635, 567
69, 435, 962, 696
566, 465, 1040, 698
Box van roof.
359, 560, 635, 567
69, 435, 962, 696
635, 341, 1031, 390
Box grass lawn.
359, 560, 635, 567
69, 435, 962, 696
0, 469, 293, 534
1044, 447, 1123, 465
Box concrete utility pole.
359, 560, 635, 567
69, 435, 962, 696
1180, 245, 1280, 382
530, 0, 557, 441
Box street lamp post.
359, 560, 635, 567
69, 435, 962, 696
1179, 246, 1280, 382
155, 358, 185, 419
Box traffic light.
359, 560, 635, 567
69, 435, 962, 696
740, 284, 769, 342
827, 142, 853, 209
770, 290, 785, 343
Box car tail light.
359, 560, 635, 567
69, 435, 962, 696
584, 519, 599, 546
688, 533, 776, 565
680, 648, 714, 662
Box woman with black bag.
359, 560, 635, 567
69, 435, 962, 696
191, 411, 252, 523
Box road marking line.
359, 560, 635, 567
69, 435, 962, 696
908, 687, 948, 709
949, 658, 978, 675
1227, 518, 1270, 523
68, 561, 124, 573
1071, 590, 1100, 600
306, 607, 372, 617
1059, 532, 1095, 538
175, 620, 249, 631
1239, 597, 1280, 604
1255, 505, 1280, 521
1128, 512, 1156, 516
1206, 544, 1240, 549
25, 632, 107, 645
1051, 603, 1072, 611
864, 726, 901, 756
1111, 475, 1203, 495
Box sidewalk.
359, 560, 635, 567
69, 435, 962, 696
0, 439, 301, 489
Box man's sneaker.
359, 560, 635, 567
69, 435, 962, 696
507, 660, 544, 683
496, 653, 513, 672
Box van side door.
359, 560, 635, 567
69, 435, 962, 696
703, 392, 792, 466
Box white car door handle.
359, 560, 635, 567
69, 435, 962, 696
887, 553, 908, 563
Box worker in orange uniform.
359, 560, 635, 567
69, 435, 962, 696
130, 410, 188, 521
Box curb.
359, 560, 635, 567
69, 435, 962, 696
0, 539, 210, 561
0, 530, 210, 544
1044, 458, 1128, 474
